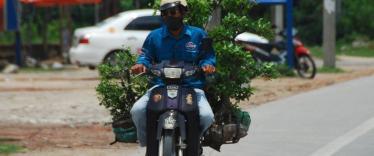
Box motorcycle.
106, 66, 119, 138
144, 60, 249, 156
142, 38, 250, 156
235, 30, 317, 79
145, 60, 202, 156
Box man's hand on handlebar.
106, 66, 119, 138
131, 64, 147, 74
202, 65, 215, 74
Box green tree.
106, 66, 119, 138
183, 0, 277, 109
294, 1, 323, 45
294, 0, 374, 45
337, 0, 374, 42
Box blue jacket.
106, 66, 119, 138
136, 25, 216, 89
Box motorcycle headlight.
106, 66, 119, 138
164, 68, 182, 78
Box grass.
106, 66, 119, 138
309, 41, 374, 58
0, 144, 25, 154
338, 46, 374, 57
309, 46, 324, 58
0, 138, 25, 155
273, 64, 297, 77
318, 67, 345, 73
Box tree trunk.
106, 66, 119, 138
42, 8, 48, 55
134, 0, 141, 9
59, 6, 72, 62
100, 0, 121, 19
95, 4, 100, 24
205, 6, 222, 31
0, 8, 4, 32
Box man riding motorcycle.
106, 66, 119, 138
130, 0, 216, 148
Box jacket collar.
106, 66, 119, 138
161, 25, 192, 39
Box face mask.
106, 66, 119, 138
165, 16, 184, 31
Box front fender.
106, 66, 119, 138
156, 111, 187, 141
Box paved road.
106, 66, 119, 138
129, 75, 374, 156
203, 75, 374, 156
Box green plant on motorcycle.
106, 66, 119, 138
96, 0, 279, 143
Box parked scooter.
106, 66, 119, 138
235, 30, 317, 79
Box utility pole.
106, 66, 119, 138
285, 0, 294, 68
323, 0, 336, 68
4, 0, 22, 66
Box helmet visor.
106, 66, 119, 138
160, 2, 181, 11
161, 7, 182, 16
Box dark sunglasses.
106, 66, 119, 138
161, 7, 182, 16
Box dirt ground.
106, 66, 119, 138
1, 56, 374, 155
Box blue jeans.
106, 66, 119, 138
130, 86, 215, 147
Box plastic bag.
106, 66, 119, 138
110, 119, 137, 144
233, 109, 251, 131
202, 108, 251, 151
112, 127, 137, 143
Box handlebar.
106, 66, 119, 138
131, 61, 215, 82
147, 61, 202, 79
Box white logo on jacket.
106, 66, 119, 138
185, 42, 197, 52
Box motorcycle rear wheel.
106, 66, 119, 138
296, 54, 316, 79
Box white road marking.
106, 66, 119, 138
310, 117, 374, 156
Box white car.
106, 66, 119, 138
69, 9, 162, 68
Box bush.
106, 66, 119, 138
96, 50, 148, 122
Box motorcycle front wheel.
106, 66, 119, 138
159, 130, 178, 156
296, 54, 317, 79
